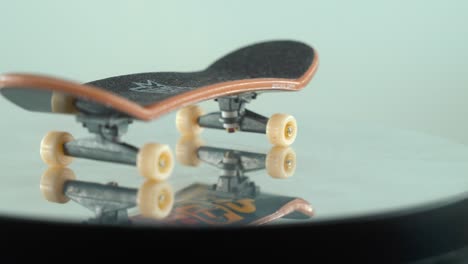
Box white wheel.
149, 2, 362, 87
176, 105, 204, 135
40, 167, 76, 203
137, 180, 174, 219
266, 114, 297, 146
40, 131, 74, 166
175, 135, 203, 167
51, 92, 76, 114
137, 143, 174, 181
265, 146, 296, 179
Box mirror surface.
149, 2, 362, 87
1, 88, 467, 227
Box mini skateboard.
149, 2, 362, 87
1, 40, 318, 181
39, 143, 313, 225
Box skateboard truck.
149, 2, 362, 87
198, 93, 269, 134
0, 89, 175, 181
63, 114, 139, 166
77, 114, 132, 141
40, 167, 175, 221
39, 97, 174, 182
177, 92, 298, 146
176, 136, 298, 198
198, 147, 263, 197
69, 181, 133, 225
209, 93, 267, 134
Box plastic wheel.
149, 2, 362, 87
265, 146, 296, 179
40, 167, 76, 203
175, 105, 204, 135
51, 92, 77, 114
40, 131, 74, 166
175, 135, 203, 167
137, 180, 174, 219
137, 143, 174, 181
266, 114, 297, 146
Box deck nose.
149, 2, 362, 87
1, 87, 55, 113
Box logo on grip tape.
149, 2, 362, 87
129, 80, 190, 94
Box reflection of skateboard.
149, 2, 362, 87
137, 138, 312, 226
40, 143, 313, 226
0, 40, 318, 181
41, 168, 313, 226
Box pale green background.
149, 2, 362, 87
1, 0, 468, 224
1, 0, 467, 144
